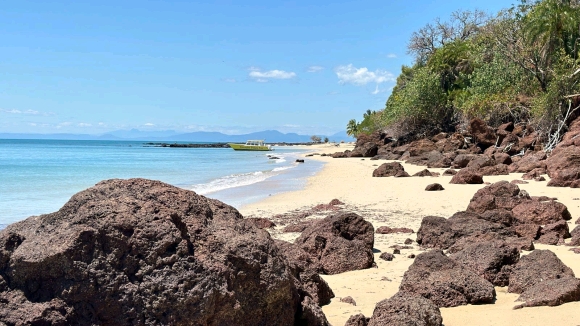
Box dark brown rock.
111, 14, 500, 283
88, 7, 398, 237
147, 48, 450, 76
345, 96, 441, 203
509, 151, 547, 173
536, 232, 561, 245
452, 154, 478, 169
332, 152, 348, 158
380, 252, 395, 261
522, 168, 546, 180
298, 296, 331, 326
541, 220, 570, 239
367, 292, 442, 326
493, 152, 512, 165
404, 238, 414, 245
298, 270, 335, 306
349, 142, 379, 158
511, 180, 529, 184
0, 179, 316, 325
479, 209, 514, 227
294, 212, 375, 275
478, 164, 509, 176
546, 146, 580, 187
514, 278, 580, 309
508, 250, 575, 294
376, 226, 414, 234
466, 155, 496, 169
283, 220, 315, 233
449, 241, 519, 286
399, 250, 495, 307
340, 296, 357, 306
372, 162, 407, 177
425, 183, 444, 191
344, 314, 369, 326
442, 169, 457, 176
413, 169, 438, 177
512, 201, 572, 225
408, 139, 437, 157
514, 224, 541, 240
449, 168, 483, 184
468, 118, 497, 148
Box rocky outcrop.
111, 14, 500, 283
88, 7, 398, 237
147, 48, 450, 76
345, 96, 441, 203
344, 314, 369, 326
366, 292, 443, 326
292, 212, 375, 275
375, 226, 413, 234
0, 179, 329, 325
399, 250, 495, 307
425, 183, 444, 191
449, 168, 484, 184
508, 250, 575, 294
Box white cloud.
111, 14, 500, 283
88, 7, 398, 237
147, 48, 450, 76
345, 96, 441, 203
335, 64, 395, 85
249, 69, 296, 81
28, 122, 37, 126
0, 108, 53, 116
78, 123, 92, 127
144, 123, 155, 126
387, 53, 397, 58
307, 66, 324, 73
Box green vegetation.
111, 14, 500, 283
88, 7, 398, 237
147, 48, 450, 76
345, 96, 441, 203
348, 0, 580, 146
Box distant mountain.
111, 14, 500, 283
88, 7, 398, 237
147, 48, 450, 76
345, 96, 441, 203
0, 129, 354, 143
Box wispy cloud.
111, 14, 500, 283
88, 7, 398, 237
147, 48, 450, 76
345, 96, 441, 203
0, 108, 54, 116
307, 66, 324, 73
249, 68, 297, 81
387, 53, 397, 58
144, 123, 155, 126
223, 78, 237, 83
78, 122, 92, 127
335, 64, 395, 85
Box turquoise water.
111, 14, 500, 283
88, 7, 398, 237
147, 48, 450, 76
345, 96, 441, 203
0, 139, 322, 228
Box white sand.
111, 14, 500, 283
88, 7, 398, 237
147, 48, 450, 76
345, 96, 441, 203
238, 143, 580, 326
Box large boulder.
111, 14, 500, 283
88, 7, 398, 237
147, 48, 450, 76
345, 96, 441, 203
367, 292, 442, 326
511, 200, 572, 225
449, 241, 519, 286
399, 250, 495, 307
514, 277, 580, 309
468, 118, 497, 148
349, 142, 379, 158
546, 146, 580, 187
449, 168, 483, 184
407, 139, 437, 157
293, 212, 375, 275
372, 162, 409, 178
0, 179, 326, 325
508, 151, 547, 173
508, 250, 575, 294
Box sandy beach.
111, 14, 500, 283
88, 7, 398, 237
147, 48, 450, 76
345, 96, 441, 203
239, 143, 580, 326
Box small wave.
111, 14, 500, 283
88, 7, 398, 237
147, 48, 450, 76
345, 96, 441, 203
272, 165, 295, 172
191, 171, 272, 195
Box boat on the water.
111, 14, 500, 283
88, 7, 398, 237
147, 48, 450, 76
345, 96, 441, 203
228, 140, 273, 151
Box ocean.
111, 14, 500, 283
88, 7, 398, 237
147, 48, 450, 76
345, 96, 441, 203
0, 139, 322, 229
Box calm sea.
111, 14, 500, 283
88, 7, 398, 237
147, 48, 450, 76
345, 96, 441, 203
0, 139, 322, 229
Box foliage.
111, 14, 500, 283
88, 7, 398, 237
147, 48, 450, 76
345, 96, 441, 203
310, 135, 322, 143
324, 137, 329, 143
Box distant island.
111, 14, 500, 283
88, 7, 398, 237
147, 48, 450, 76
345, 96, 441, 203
0, 129, 353, 143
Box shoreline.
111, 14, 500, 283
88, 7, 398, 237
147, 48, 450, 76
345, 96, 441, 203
238, 144, 580, 326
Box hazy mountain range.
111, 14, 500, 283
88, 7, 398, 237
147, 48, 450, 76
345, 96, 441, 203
0, 129, 353, 143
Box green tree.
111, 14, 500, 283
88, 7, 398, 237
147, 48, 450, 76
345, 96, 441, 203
346, 119, 359, 137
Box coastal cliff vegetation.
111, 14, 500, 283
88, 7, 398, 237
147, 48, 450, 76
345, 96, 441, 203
349, 0, 580, 149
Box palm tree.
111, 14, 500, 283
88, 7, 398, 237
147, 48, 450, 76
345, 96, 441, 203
346, 119, 359, 137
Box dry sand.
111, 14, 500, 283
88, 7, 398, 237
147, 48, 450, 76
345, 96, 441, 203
238, 143, 580, 326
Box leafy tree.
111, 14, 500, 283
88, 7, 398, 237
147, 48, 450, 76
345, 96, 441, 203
346, 119, 359, 137
324, 137, 329, 143
310, 135, 322, 143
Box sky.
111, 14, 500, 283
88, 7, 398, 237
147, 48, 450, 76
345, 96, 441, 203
0, 0, 512, 136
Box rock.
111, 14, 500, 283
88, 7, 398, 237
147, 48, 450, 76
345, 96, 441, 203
546, 146, 580, 187
508, 250, 575, 294
399, 250, 495, 307
408, 139, 437, 157
435, 134, 464, 153
332, 152, 348, 158
512, 201, 572, 225
442, 169, 457, 176
244, 217, 276, 228
432, 132, 448, 142
408, 254, 416, 258
380, 253, 395, 261
376, 226, 414, 234
298, 270, 335, 306
425, 183, 444, 191
283, 220, 315, 233
468, 118, 497, 148
466, 181, 524, 213
449, 168, 483, 184
511, 180, 529, 184
344, 314, 369, 326
296, 159, 305, 163
493, 152, 512, 165
294, 212, 375, 275
466, 155, 496, 169
479, 209, 514, 227
514, 278, 580, 309
372, 162, 407, 177
340, 296, 357, 306
416, 216, 456, 249
514, 224, 541, 240
509, 151, 547, 173
536, 232, 561, 245
0, 178, 316, 325
404, 238, 414, 245
522, 168, 546, 180
450, 241, 519, 286
452, 154, 478, 169
541, 220, 570, 239
478, 164, 510, 176
349, 142, 378, 158
393, 248, 401, 254
413, 169, 439, 177
298, 296, 331, 326
367, 292, 442, 326
329, 199, 344, 205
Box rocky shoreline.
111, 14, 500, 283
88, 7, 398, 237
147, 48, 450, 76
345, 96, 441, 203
144, 142, 321, 148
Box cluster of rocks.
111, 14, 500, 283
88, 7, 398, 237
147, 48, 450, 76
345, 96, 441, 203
339, 117, 580, 188
0, 179, 335, 325
411, 181, 580, 309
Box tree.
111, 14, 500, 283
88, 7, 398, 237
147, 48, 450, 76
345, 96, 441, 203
310, 135, 322, 143
346, 119, 359, 137
323, 137, 329, 143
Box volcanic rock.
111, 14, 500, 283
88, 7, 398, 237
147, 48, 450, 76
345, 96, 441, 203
514, 278, 580, 309
372, 162, 407, 177
344, 314, 369, 326
340, 296, 357, 306
450, 241, 519, 286
452, 154, 478, 169
478, 164, 510, 176
514, 224, 541, 240
376, 226, 413, 234
546, 146, 580, 187
244, 217, 276, 228
283, 220, 315, 233
425, 183, 444, 191
508, 250, 575, 294
511, 200, 572, 225
413, 169, 438, 177
380, 253, 395, 261
399, 250, 495, 307
442, 169, 457, 176
367, 292, 443, 326
0, 178, 322, 325
468, 118, 497, 148
449, 168, 483, 184
493, 152, 512, 165
509, 151, 547, 173
522, 168, 546, 180
293, 212, 375, 275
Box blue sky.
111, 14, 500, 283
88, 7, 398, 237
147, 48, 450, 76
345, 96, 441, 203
0, 0, 511, 136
